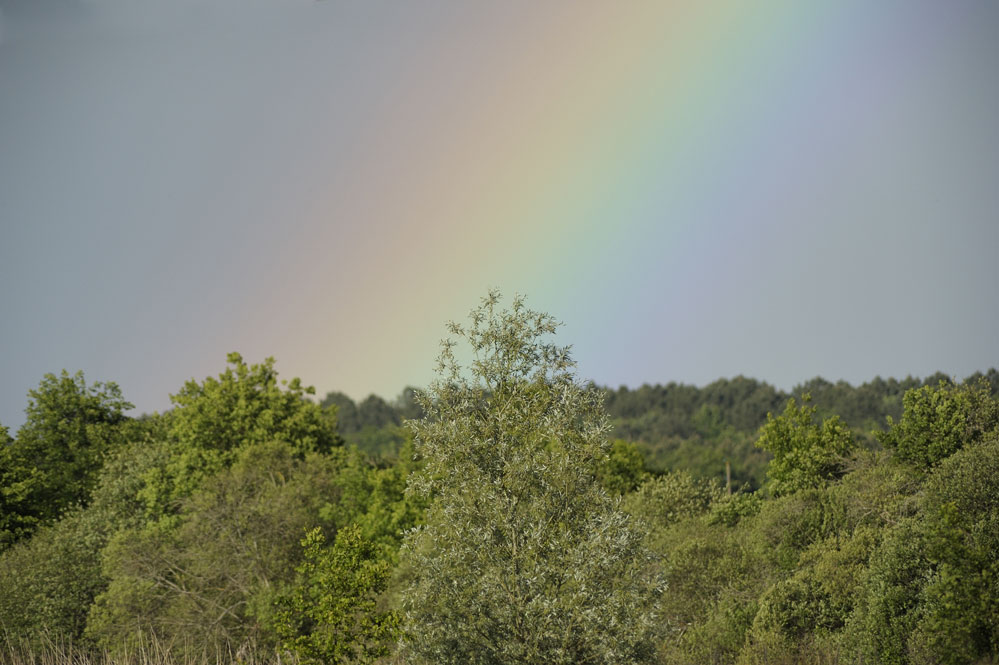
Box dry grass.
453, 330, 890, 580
0, 635, 412, 665
0, 634, 282, 665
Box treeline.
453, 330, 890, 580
320, 369, 999, 489
605, 370, 999, 490
1, 299, 998, 664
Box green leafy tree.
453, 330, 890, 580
275, 525, 399, 665
908, 437, 999, 663
0, 371, 133, 548
169, 352, 337, 455
322, 391, 360, 433
348, 436, 427, 560
0, 415, 165, 646
878, 379, 999, 469
0, 507, 109, 645
356, 395, 400, 430
745, 526, 877, 662
400, 292, 663, 665
139, 352, 340, 518
87, 441, 347, 656
755, 396, 855, 497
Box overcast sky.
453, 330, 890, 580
1, 0, 997, 429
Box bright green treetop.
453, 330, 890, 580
139, 353, 341, 517
755, 395, 855, 497
169, 352, 338, 455
877, 379, 999, 469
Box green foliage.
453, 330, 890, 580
603, 372, 999, 491
274, 525, 399, 665
401, 292, 663, 665
827, 449, 923, 533
2, 345, 996, 663
793, 375, 923, 433
321, 389, 424, 442
322, 391, 360, 432
839, 436, 999, 664
663, 527, 758, 634
756, 396, 855, 497
605, 376, 786, 440
677, 594, 759, 665
393, 386, 425, 421
0, 416, 169, 647
77, 355, 416, 660
170, 353, 336, 454
604, 377, 782, 489
139, 353, 340, 519
87, 441, 346, 657
709, 490, 763, 527
0, 507, 109, 645
86, 421, 175, 533
633, 432, 767, 490
844, 518, 929, 665
750, 527, 876, 645
355, 395, 400, 431
624, 470, 721, 531
0, 371, 133, 549
347, 424, 410, 460
749, 488, 849, 572
910, 438, 999, 663
639, 510, 767, 665
878, 379, 999, 469
322, 389, 423, 459
597, 439, 649, 494
349, 437, 426, 561
312, 436, 424, 564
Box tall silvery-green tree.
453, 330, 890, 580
400, 292, 663, 665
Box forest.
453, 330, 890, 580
1, 293, 997, 665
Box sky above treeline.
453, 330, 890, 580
1, 0, 997, 429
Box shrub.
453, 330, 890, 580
274, 525, 399, 665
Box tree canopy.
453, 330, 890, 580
0, 371, 133, 549
400, 292, 663, 665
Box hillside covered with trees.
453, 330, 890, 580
1, 294, 997, 665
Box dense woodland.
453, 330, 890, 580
1, 294, 998, 664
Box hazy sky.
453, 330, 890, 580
1, 0, 997, 429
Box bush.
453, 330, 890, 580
624, 470, 722, 530
756, 396, 855, 497
878, 380, 999, 469
274, 525, 399, 665
909, 438, 999, 663
843, 518, 928, 665
0, 508, 108, 645
86, 442, 346, 657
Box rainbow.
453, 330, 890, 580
274, 0, 934, 396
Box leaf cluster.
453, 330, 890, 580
274, 525, 399, 665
